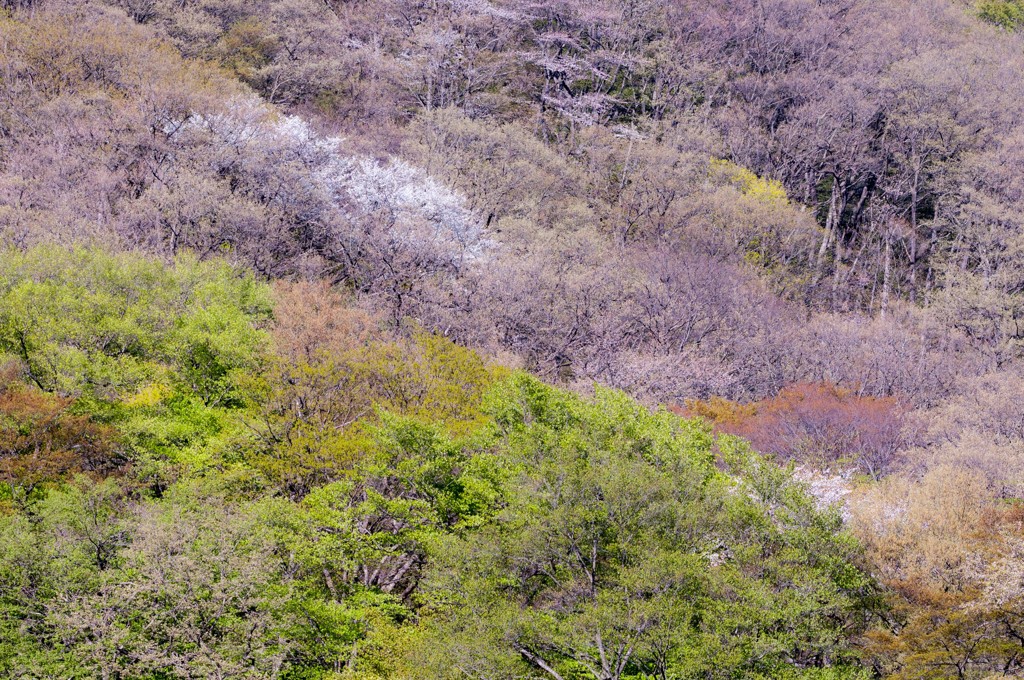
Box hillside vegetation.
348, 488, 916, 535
2, 0, 1024, 677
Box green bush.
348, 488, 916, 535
979, 0, 1024, 28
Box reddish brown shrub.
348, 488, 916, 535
684, 382, 908, 477
0, 365, 124, 489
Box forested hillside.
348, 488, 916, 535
2, 0, 1024, 677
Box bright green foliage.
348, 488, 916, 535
0, 246, 271, 479
978, 0, 1024, 28
0, 249, 876, 679
414, 375, 875, 680
0, 246, 271, 402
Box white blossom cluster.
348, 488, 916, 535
792, 466, 854, 521
344, 156, 492, 259
169, 97, 491, 264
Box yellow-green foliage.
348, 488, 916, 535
709, 158, 790, 206
367, 331, 506, 432
248, 328, 506, 498
0, 246, 273, 482
0, 246, 272, 401
978, 0, 1024, 28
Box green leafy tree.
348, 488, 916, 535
0, 246, 272, 481
414, 375, 876, 679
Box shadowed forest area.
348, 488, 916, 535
3, 0, 1024, 677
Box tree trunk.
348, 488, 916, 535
881, 227, 892, 317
